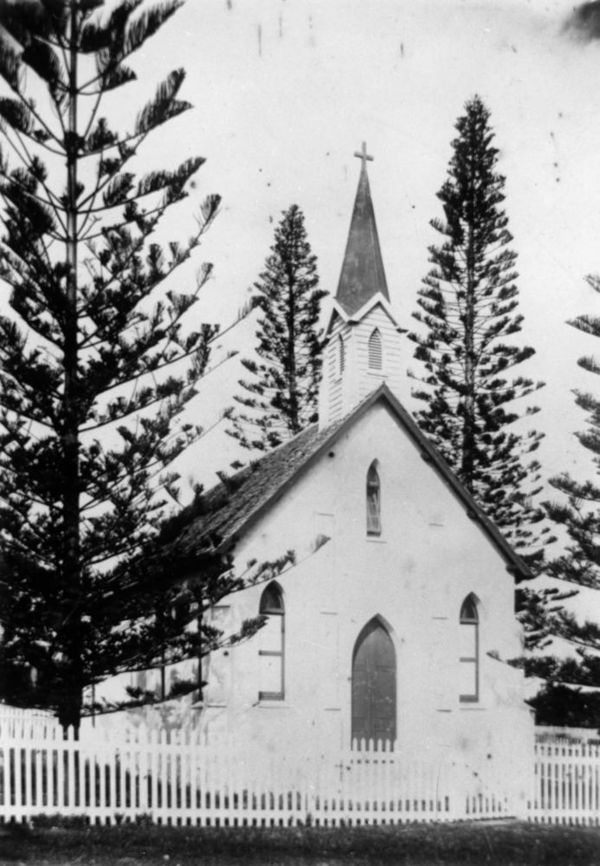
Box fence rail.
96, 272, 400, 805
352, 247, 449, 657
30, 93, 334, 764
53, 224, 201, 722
0, 719, 521, 826
3, 713, 599, 827
529, 742, 600, 827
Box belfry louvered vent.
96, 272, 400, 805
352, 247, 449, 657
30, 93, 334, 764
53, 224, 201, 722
368, 329, 383, 370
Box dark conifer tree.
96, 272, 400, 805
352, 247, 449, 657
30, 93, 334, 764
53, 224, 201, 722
228, 204, 326, 451
0, 0, 262, 730
409, 95, 546, 559
521, 274, 600, 702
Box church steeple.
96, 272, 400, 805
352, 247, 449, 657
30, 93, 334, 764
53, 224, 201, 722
335, 143, 390, 317
318, 144, 405, 430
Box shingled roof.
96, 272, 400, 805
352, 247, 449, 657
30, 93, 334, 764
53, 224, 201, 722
176, 420, 339, 559
174, 384, 531, 583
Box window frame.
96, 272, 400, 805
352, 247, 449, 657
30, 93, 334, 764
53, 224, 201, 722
336, 334, 345, 380
459, 595, 479, 703
368, 328, 383, 371
366, 462, 382, 537
258, 582, 285, 701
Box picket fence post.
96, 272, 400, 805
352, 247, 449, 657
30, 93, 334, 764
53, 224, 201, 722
2, 711, 600, 827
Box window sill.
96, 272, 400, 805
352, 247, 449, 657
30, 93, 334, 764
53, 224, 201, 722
257, 700, 290, 709
459, 704, 486, 711
366, 536, 386, 544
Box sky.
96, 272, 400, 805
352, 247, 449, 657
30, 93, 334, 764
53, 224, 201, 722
5, 0, 600, 614
131, 0, 600, 509
119, 0, 600, 636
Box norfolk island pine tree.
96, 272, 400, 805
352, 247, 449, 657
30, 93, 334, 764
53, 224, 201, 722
522, 271, 600, 718
0, 0, 276, 731
408, 95, 549, 568
227, 203, 327, 452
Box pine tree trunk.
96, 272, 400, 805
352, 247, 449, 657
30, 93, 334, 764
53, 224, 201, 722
59, 3, 82, 734
462, 195, 477, 493
286, 257, 299, 435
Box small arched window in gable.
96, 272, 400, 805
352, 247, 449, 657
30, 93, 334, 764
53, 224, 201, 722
368, 328, 383, 370
337, 335, 345, 379
258, 582, 285, 700
366, 462, 382, 536
459, 595, 479, 703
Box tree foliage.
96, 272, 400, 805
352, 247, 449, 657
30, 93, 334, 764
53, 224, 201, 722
0, 0, 254, 729
228, 204, 326, 451
409, 95, 547, 561
522, 273, 600, 702
529, 683, 600, 729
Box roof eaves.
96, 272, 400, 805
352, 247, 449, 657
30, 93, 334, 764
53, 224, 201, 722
214, 424, 344, 548
179, 424, 328, 555
374, 385, 532, 582
323, 300, 351, 339
346, 294, 402, 329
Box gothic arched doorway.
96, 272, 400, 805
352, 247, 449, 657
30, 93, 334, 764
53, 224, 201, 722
351, 618, 396, 745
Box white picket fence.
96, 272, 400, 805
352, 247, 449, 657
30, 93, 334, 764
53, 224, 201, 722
3, 712, 600, 827
0, 717, 519, 826
529, 741, 600, 827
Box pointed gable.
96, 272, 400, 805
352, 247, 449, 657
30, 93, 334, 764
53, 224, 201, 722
176, 385, 531, 585
335, 146, 390, 317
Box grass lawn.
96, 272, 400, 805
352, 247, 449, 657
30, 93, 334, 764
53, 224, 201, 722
0, 821, 600, 866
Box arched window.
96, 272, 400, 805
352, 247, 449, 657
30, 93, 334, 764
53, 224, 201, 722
459, 595, 479, 703
366, 462, 381, 536
352, 617, 396, 745
258, 582, 284, 700
368, 328, 383, 370
337, 335, 345, 379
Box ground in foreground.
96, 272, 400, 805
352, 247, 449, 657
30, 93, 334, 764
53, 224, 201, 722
0, 820, 598, 865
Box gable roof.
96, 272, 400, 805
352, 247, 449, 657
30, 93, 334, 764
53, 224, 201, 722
175, 421, 340, 557
334, 161, 390, 318
176, 384, 531, 582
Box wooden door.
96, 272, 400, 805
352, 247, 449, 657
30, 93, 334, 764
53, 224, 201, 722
351, 619, 396, 744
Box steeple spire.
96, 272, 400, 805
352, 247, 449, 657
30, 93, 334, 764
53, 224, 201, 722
318, 144, 406, 429
335, 143, 390, 317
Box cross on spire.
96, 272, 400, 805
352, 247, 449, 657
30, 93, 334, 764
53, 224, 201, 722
354, 141, 373, 166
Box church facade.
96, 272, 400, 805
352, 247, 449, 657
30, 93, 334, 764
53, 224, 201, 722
173, 148, 534, 807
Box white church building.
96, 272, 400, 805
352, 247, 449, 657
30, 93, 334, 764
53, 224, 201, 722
167, 147, 534, 805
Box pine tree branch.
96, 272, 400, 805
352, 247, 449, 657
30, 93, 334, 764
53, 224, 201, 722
0, 401, 56, 431
0, 144, 65, 240
79, 198, 164, 243
76, 200, 218, 357
0, 46, 64, 148
80, 351, 234, 433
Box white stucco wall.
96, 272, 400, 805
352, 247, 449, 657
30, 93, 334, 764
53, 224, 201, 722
199, 399, 533, 805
